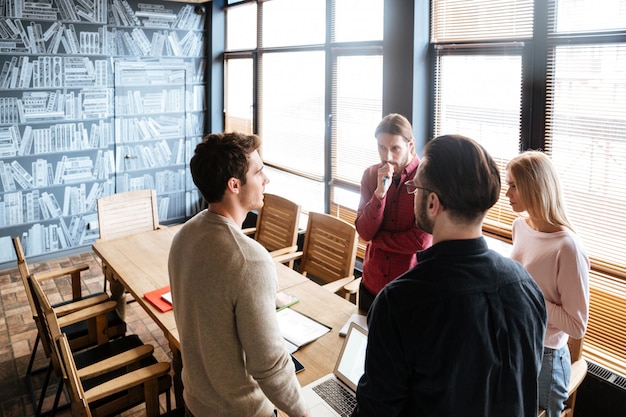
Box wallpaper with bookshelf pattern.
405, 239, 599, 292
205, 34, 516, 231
0, 0, 207, 264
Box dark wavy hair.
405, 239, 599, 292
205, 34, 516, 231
419, 134, 501, 223
190, 132, 261, 203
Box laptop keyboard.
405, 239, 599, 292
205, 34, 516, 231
312, 378, 357, 417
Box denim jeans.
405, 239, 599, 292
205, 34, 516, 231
538, 345, 571, 417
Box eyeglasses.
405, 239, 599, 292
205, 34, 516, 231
404, 180, 435, 195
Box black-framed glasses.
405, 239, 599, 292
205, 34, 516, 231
404, 180, 435, 195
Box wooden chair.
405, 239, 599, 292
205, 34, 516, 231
242, 193, 301, 266
12, 236, 126, 416
273, 212, 358, 297
96, 189, 161, 293
96, 189, 161, 241
29, 274, 171, 417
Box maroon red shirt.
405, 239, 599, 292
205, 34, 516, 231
355, 156, 432, 295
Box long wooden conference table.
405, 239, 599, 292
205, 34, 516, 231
92, 224, 359, 411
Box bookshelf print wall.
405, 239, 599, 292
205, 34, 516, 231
0, 0, 207, 266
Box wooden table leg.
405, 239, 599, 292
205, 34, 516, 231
170, 339, 184, 409
104, 263, 126, 320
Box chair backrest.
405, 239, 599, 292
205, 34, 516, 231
29, 272, 115, 360
13, 236, 85, 356
54, 331, 169, 417
31, 276, 168, 417
254, 193, 301, 252
13, 235, 85, 312
97, 189, 160, 241
55, 333, 94, 417
12, 236, 37, 318
299, 212, 358, 285
28, 274, 67, 375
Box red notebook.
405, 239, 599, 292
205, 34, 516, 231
144, 286, 173, 312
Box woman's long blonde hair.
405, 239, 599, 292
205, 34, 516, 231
507, 150, 574, 232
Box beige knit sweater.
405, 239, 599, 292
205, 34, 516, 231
169, 210, 307, 417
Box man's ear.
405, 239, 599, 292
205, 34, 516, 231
427, 191, 442, 215
408, 137, 416, 153
227, 177, 240, 194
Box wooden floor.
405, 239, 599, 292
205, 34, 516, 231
0, 250, 175, 417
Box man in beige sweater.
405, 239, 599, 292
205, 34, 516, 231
168, 132, 309, 417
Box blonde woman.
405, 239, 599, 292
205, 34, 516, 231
506, 150, 590, 417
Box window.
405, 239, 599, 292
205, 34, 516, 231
224, 0, 384, 219
432, 0, 626, 376
432, 0, 533, 235
260, 51, 326, 179
545, 0, 626, 374
224, 58, 254, 134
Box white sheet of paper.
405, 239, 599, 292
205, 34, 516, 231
161, 291, 172, 305
276, 308, 330, 347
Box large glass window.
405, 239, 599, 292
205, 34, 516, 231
334, 0, 384, 42
224, 0, 384, 216
432, 0, 626, 376
225, 2, 256, 51
434, 53, 524, 231
332, 54, 383, 191
224, 58, 254, 134
546, 43, 626, 270
261, 0, 326, 48
261, 51, 326, 178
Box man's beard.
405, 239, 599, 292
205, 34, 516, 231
415, 192, 434, 234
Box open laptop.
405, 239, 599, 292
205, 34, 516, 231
300, 322, 368, 417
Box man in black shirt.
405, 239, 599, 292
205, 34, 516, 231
353, 135, 547, 417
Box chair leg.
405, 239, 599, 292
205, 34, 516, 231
35, 360, 54, 417
26, 334, 51, 417
51, 379, 64, 415
26, 334, 40, 377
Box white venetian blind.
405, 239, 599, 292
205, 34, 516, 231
545, 43, 626, 278
431, 0, 534, 43
431, 1, 533, 238
259, 50, 326, 179
545, 0, 626, 374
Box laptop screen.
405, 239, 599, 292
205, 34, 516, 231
334, 323, 368, 392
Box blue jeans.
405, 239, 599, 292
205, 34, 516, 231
538, 345, 571, 417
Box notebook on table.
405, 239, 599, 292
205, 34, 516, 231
301, 322, 368, 417
143, 286, 173, 312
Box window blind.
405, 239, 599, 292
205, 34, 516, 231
544, 0, 626, 374
585, 271, 626, 377
330, 0, 383, 227
545, 43, 626, 278
433, 53, 523, 237
433, 0, 626, 376
259, 50, 326, 180
431, 0, 532, 237
431, 0, 533, 43
332, 53, 383, 187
